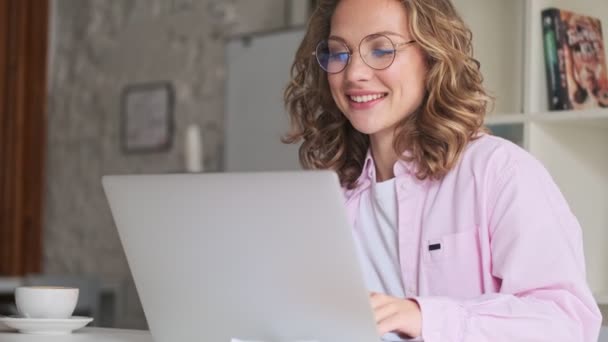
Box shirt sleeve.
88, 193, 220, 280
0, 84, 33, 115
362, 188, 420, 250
412, 152, 602, 342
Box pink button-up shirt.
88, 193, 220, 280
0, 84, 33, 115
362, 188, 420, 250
343, 134, 601, 341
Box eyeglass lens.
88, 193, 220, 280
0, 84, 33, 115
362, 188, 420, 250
315, 35, 397, 73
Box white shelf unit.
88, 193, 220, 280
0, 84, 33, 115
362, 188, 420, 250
459, 0, 608, 304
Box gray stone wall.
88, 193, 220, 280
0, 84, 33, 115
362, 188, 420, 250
46, 0, 289, 328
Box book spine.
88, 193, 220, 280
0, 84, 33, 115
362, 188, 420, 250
556, 10, 573, 109
541, 8, 569, 110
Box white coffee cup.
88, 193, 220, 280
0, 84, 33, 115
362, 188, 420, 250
15, 286, 79, 319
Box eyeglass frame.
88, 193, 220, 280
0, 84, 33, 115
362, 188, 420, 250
312, 33, 417, 74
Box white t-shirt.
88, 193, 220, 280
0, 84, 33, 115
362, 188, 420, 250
353, 177, 407, 341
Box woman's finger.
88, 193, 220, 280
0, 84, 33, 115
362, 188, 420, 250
377, 310, 409, 336
370, 292, 396, 309
373, 301, 399, 324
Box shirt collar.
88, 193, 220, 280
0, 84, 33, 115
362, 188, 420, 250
357, 149, 417, 184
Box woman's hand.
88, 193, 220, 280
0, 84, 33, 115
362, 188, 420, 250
369, 292, 422, 338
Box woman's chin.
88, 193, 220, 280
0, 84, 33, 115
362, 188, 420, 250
344, 110, 393, 136
348, 122, 381, 136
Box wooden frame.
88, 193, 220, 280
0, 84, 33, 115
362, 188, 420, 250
120, 81, 174, 153
0, 0, 48, 275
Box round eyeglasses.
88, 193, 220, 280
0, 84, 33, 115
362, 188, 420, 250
313, 34, 416, 74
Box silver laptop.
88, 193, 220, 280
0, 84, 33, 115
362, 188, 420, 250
102, 171, 381, 342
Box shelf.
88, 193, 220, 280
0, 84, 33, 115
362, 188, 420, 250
485, 108, 608, 127
531, 108, 608, 128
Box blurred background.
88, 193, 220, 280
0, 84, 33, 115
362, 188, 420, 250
1, 0, 607, 331
0, 0, 317, 329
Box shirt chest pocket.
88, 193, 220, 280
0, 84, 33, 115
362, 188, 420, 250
420, 228, 484, 299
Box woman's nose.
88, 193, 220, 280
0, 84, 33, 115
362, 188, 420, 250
343, 52, 374, 83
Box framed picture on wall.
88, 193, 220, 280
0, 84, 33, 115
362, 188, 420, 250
121, 81, 174, 153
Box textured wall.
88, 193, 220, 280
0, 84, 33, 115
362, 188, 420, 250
46, 0, 287, 328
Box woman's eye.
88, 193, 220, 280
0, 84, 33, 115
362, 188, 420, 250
371, 49, 394, 58
329, 52, 349, 62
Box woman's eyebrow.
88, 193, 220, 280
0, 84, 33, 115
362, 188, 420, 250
373, 30, 407, 38
328, 30, 407, 42
327, 35, 347, 42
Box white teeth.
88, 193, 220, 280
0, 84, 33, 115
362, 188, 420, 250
349, 93, 385, 103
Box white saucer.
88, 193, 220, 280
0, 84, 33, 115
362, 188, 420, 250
0, 316, 93, 335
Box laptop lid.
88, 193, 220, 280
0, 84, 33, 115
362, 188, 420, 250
102, 171, 380, 341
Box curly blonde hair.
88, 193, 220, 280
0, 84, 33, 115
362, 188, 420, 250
283, 0, 492, 189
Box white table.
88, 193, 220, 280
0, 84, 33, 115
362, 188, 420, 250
0, 327, 152, 342
1, 326, 608, 341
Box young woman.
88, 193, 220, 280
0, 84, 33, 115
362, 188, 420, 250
283, 0, 602, 341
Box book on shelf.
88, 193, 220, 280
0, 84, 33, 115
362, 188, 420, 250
541, 8, 608, 110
